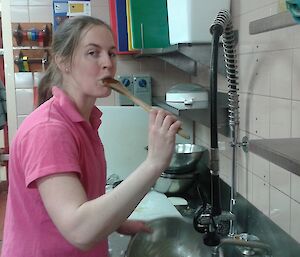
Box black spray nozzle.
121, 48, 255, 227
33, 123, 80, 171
209, 9, 231, 36
210, 24, 224, 37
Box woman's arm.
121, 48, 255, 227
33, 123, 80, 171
37, 109, 181, 251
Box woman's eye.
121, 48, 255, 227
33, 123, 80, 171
88, 50, 99, 57
109, 52, 117, 58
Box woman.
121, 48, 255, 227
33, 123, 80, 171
1, 16, 181, 257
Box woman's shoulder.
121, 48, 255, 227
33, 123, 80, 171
17, 100, 72, 138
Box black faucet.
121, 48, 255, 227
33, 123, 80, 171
193, 9, 238, 247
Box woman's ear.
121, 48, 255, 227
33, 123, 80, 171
55, 55, 70, 73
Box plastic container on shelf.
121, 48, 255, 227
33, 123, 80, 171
166, 0, 230, 45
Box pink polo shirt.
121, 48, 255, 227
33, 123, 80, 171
2, 87, 108, 257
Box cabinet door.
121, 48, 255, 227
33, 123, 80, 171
128, 0, 170, 49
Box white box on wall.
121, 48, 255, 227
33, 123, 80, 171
167, 0, 230, 44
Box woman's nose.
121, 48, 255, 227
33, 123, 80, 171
100, 53, 113, 69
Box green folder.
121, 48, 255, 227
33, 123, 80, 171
128, 0, 170, 49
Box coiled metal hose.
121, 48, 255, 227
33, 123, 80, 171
210, 9, 239, 128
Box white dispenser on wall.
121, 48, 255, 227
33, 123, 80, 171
166, 0, 230, 45
117, 75, 134, 106
133, 75, 152, 106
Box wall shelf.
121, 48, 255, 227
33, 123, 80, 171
249, 138, 300, 177
153, 92, 229, 136
249, 11, 298, 35
135, 43, 226, 76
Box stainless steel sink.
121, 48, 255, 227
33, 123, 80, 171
125, 217, 213, 257
108, 232, 131, 257
108, 217, 212, 257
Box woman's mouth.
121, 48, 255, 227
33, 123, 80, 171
98, 77, 114, 87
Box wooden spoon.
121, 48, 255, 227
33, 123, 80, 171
103, 78, 190, 140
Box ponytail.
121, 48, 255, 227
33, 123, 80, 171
37, 62, 61, 106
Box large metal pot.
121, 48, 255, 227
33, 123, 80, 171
167, 143, 207, 174
153, 172, 195, 194
152, 143, 209, 194
126, 217, 212, 257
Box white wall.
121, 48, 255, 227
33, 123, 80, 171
192, 0, 300, 244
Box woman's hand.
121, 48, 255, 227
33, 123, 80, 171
146, 108, 181, 173
116, 220, 152, 236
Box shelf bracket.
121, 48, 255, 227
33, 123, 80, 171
158, 52, 197, 75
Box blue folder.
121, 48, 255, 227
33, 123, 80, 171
115, 0, 129, 52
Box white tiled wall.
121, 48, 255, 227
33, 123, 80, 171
5, 0, 300, 245
291, 173, 300, 202
195, 0, 300, 244
291, 199, 300, 242
252, 174, 270, 216
270, 163, 291, 195
270, 186, 291, 234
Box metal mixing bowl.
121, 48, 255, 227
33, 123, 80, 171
167, 143, 207, 173
153, 172, 196, 194
126, 217, 212, 257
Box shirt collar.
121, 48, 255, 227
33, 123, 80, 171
52, 86, 103, 129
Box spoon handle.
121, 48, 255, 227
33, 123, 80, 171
105, 80, 190, 139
